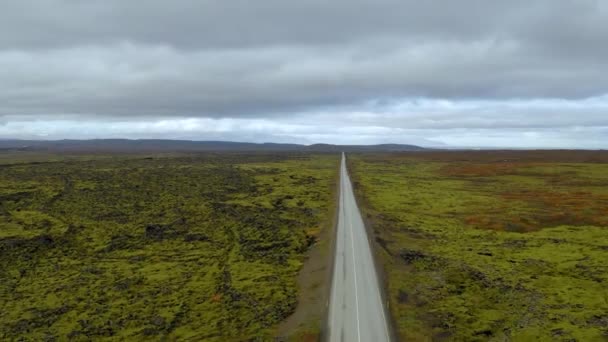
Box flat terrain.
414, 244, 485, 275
348, 151, 608, 341
328, 154, 390, 342
0, 152, 338, 340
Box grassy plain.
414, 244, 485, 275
348, 151, 608, 341
0, 152, 338, 341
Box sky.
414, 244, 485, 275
1, 1, 607, 148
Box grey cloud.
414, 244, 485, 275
1, 1, 527, 49
2, 38, 608, 119
1, 0, 608, 147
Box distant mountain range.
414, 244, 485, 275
0, 139, 428, 153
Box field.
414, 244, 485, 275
348, 151, 608, 341
0, 152, 338, 341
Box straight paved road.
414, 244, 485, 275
328, 153, 391, 342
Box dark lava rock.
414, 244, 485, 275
397, 289, 409, 303
184, 234, 210, 242
145, 224, 177, 240
399, 248, 427, 264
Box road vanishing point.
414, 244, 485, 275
328, 153, 391, 342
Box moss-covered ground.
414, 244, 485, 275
0, 152, 338, 341
348, 151, 608, 341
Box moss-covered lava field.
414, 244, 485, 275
0, 152, 338, 341
348, 151, 608, 341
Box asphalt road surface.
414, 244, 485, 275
328, 153, 391, 342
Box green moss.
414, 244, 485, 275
0, 153, 339, 340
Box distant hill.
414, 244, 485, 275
0, 139, 428, 153
306, 143, 426, 152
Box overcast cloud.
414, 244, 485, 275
1, 0, 607, 147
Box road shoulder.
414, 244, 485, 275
275, 159, 340, 341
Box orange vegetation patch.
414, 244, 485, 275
465, 190, 608, 232
440, 162, 534, 177
305, 226, 321, 238
297, 332, 319, 342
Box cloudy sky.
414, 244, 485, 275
1, 0, 607, 148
